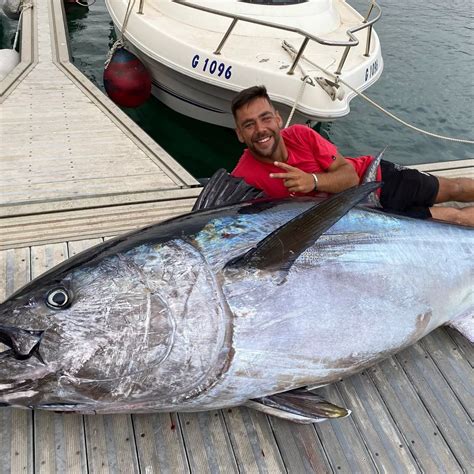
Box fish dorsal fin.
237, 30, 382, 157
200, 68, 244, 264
192, 169, 265, 211
246, 389, 350, 424
226, 182, 380, 272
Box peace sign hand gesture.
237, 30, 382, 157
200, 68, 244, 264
269, 161, 316, 194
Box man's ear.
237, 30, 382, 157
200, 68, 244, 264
235, 127, 245, 143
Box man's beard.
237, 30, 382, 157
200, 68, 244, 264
248, 131, 280, 159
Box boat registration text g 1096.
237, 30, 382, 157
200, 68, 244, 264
192, 55, 233, 79
365, 59, 379, 82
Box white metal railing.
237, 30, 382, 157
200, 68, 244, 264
137, 0, 382, 77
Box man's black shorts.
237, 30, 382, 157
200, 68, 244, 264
379, 160, 439, 219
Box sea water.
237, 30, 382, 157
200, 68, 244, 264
1, 0, 472, 178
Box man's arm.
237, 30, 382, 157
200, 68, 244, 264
270, 152, 359, 194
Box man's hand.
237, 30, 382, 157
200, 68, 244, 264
269, 162, 316, 193
270, 153, 360, 195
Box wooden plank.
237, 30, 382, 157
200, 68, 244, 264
0, 247, 33, 474
178, 411, 239, 473
9, 142, 161, 158
396, 341, 473, 469
133, 412, 190, 473
369, 356, 463, 472
1, 151, 169, 172
30, 242, 68, 280
418, 329, 473, 418
445, 327, 474, 368
0, 408, 33, 474
34, 412, 87, 474
412, 160, 474, 172
222, 407, 286, 473
313, 385, 377, 473
68, 239, 104, 257
2, 161, 171, 182
269, 416, 331, 473
83, 415, 112, 473
1, 175, 178, 202
336, 373, 418, 472
0, 188, 200, 218
84, 415, 139, 474
433, 169, 474, 179
0, 247, 31, 301
2, 198, 195, 230
0, 198, 196, 250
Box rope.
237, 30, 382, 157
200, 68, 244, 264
13, 1, 33, 50
282, 41, 474, 145
75, 0, 97, 6
285, 75, 312, 128
104, 0, 137, 69
13, 12, 22, 50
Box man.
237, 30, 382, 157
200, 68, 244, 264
230, 85, 474, 226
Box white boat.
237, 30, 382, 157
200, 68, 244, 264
105, 0, 383, 128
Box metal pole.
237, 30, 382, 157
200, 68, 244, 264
363, 2, 375, 23
335, 46, 351, 76
138, 0, 145, 15
287, 37, 309, 75
364, 25, 373, 57
214, 18, 238, 55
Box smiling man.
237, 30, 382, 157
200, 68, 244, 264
231, 86, 360, 199
230, 85, 474, 226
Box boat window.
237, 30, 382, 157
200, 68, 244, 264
239, 1, 308, 5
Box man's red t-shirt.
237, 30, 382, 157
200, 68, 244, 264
231, 125, 380, 198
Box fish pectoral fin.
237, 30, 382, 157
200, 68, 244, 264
246, 389, 351, 424
226, 182, 380, 272
192, 169, 265, 211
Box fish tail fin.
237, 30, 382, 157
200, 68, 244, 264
447, 312, 474, 343
246, 389, 350, 424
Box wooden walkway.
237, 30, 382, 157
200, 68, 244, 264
0, 0, 473, 473
0, 0, 201, 251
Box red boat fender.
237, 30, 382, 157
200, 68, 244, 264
103, 48, 151, 108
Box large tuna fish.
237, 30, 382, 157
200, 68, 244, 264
0, 183, 472, 423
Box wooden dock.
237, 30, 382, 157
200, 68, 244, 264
1, 1, 473, 473
0, 0, 201, 251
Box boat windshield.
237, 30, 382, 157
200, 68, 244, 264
239, 1, 308, 4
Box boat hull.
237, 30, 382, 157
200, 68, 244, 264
125, 40, 315, 128
106, 0, 384, 128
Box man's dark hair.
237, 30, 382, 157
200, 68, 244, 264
231, 85, 273, 118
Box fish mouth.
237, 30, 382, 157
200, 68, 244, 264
0, 325, 45, 364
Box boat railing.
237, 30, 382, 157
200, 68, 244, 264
137, 0, 381, 77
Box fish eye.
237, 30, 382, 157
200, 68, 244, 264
45, 288, 71, 310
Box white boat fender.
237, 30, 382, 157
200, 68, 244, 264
0, 48, 20, 81
0, 0, 21, 20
